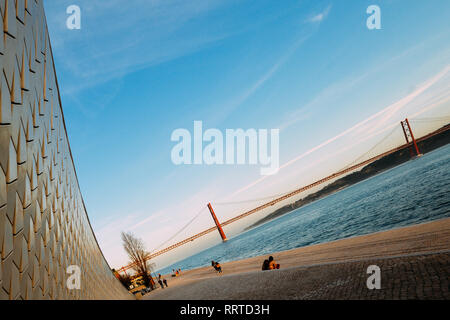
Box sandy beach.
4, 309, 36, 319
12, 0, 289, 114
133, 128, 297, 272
144, 217, 450, 299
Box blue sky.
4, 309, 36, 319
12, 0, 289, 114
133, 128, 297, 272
44, 0, 450, 269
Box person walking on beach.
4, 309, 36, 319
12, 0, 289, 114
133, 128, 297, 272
163, 278, 168, 287
268, 256, 280, 270
158, 274, 165, 288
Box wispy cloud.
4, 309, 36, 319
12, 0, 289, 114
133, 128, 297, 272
368, 64, 450, 134
45, 0, 235, 95
209, 34, 311, 125
306, 5, 332, 24
278, 34, 447, 132
210, 5, 327, 123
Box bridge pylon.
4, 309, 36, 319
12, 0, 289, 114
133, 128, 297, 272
207, 203, 228, 242
401, 118, 422, 157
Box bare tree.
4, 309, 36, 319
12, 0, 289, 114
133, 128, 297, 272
121, 231, 152, 287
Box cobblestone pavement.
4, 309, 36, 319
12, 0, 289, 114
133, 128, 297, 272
146, 251, 450, 300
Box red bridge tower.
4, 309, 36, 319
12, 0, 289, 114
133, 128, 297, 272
207, 203, 227, 242
401, 118, 422, 157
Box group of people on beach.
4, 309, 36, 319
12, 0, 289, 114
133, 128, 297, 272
157, 256, 280, 290
211, 260, 222, 274
172, 268, 182, 277
261, 256, 280, 271
209, 256, 280, 274
157, 268, 182, 289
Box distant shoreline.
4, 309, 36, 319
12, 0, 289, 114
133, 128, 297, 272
246, 124, 450, 230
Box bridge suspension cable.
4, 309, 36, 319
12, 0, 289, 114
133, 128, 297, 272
151, 207, 207, 252
340, 124, 400, 171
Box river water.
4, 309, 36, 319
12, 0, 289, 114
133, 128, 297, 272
157, 144, 450, 275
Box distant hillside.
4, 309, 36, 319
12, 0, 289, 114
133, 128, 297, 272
246, 124, 450, 230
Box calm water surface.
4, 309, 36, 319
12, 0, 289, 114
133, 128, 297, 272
157, 144, 450, 275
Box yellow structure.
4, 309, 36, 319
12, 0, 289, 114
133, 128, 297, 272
0, 0, 132, 299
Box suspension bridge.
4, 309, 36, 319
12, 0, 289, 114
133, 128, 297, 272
117, 116, 450, 275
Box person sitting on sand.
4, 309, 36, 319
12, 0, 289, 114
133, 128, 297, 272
268, 256, 280, 270
262, 259, 270, 271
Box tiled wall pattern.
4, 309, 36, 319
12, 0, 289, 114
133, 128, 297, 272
0, 0, 132, 299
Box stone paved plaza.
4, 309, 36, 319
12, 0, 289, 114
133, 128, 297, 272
146, 251, 450, 300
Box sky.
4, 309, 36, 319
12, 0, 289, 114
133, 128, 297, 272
43, 0, 450, 270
